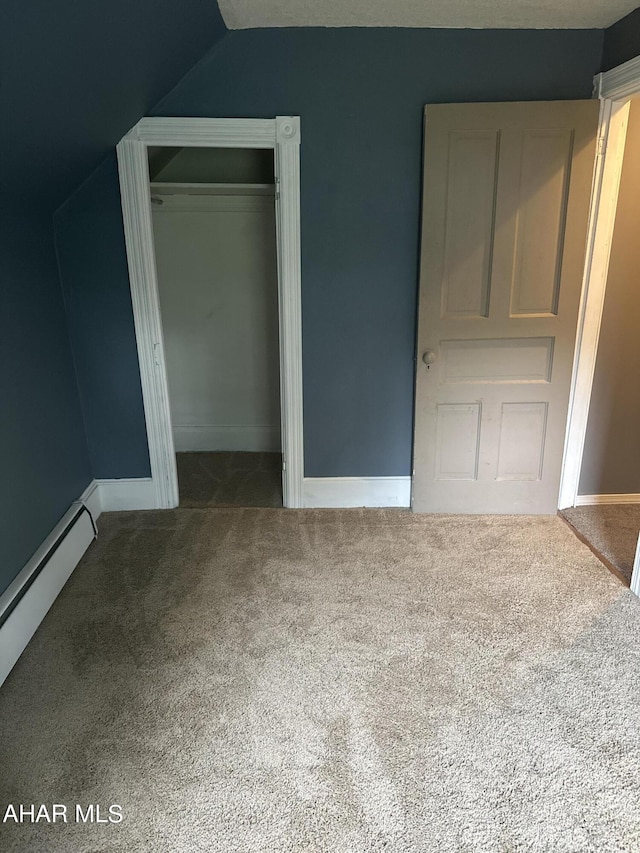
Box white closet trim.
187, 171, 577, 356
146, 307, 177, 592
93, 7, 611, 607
117, 117, 304, 508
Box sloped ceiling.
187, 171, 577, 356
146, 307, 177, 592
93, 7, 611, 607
218, 0, 637, 30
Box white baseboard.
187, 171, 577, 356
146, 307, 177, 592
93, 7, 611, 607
96, 478, 157, 512
90, 475, 412, 511
80, 478, 158, 514
574, 493, 640, 506
0, 500, 96, 687
303, 477, 411, 509
173, 425, 281, 453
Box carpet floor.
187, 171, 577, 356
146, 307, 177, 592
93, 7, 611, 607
561, 504, 640, 585
1, 509, 640, 852
177, 451, 282, 508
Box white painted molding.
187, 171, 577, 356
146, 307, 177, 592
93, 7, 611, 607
574, 493, 640, 506
276, 116, 300, 145
558, 97, 631, 509
130, 118, 277, 148
117, 137, 178, 510
303, 477, 411, 508
97, 478, 157, 512
597, 54, 640, 101
630, 533, 640, 598
79, 478, 157, 515
274, 116, 304, 509
117, 116, 304, 510
80, 479, 102, 522
173, 424, 281, 453
0, 502, 96, 686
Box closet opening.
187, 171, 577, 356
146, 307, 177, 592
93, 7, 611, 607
147, 145, 283, 508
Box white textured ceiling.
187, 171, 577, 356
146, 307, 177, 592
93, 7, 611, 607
217, 0, 636, 30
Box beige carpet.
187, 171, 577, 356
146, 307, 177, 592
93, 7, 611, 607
1, 509, 640, 852
177, 451, 282, 508
561, 504, 640, 584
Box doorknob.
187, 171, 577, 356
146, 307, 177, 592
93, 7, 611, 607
422, 350, 436, 366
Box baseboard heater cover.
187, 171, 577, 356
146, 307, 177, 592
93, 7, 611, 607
0, 503, 96, 687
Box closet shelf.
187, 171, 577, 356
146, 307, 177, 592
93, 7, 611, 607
150, 182, 275, 197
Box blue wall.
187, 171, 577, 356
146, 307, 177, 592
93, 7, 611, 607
55, 157, 151, 478
0, 0, 226, 595
603, 7, 640, 70
0, 210, 90, 594
62, 27, 603, 480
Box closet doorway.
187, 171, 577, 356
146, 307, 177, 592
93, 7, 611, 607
149, 146, 282, 507
117, 117, 304, 511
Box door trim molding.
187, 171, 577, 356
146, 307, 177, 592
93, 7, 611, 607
596, 54, 640, 101
116, 117, 304, 508
559, 59, 640, 509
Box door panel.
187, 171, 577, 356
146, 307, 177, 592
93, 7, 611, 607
442, 131, 499, 318
440, 337, 554, 384
413, 101, 598, 514
510, 129, 574, 317
496, 402, 548, 482
435, 403, 482, 480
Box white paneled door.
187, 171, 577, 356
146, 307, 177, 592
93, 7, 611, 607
413, 101, 598, 514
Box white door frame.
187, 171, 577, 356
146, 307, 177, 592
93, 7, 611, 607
631, 533, 640, 597
116, 117, 304, 509
559, 57, 640, 509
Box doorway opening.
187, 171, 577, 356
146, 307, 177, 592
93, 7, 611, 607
148, 146, 282, 507
559, 92, 640, 589
559, 57, 640, 594
116, 117, 304, 510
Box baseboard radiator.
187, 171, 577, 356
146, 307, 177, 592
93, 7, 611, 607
0, 503, 97, 687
